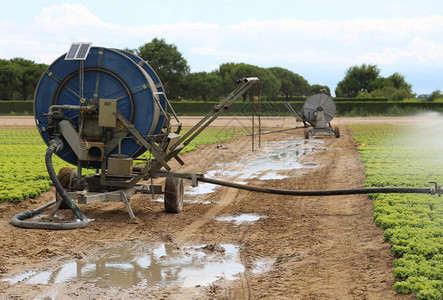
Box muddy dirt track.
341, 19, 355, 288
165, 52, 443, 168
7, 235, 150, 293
0, 118, 416, 299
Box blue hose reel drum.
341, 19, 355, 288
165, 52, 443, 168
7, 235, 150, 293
34, 47, 166, 167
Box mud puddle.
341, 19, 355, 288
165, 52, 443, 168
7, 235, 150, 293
216, 213, 263, 224
251, 258, 275, 274
186, 138, 324, 196
3, 243, 244, 288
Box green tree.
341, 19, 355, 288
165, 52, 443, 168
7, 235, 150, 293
426, 90, 442, 101
269, 67, 310, 99
268, 67, 294, 99
370, 86, 410, 101
228, 63, 280, 101
0, 58, 45, 100
11, 58, 47, 100
136, 38, 190, 99
335, 64, 380, 97
184, 71, 222, 101
229, 63, 261, 101
217, 63, 276, 101
310, 84, 331, 95
335, 76, 361, 97
367, 77, 394, 92
291, 73, 309, 97
218, 62, 242, 95
388, 72, 412, 93
367, 73, 414, 101
0, 59, 20, 100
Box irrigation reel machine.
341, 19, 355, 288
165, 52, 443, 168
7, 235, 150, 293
12, 43, 443, 230
284, 93, 340, 139
301, 93, 340, 139
12, 43, 259, 229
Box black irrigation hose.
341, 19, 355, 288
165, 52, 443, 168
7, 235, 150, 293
198, 177, 439, 196
10, 144, 439, 230
11, 141, 89, 230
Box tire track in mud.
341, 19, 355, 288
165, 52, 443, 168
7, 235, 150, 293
174, 185, 240, 244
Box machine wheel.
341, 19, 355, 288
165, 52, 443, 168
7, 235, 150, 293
164, 177, 184, 213
304, 128, 310, 139
334, 127, 340, 138
56, 167, 77, 209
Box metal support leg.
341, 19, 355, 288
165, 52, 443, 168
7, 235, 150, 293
121, 190, 135, 219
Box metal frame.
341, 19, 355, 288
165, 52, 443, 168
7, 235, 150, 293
305, 122, 337, 137
49, 77, 260, 218
283, 101, 303, 123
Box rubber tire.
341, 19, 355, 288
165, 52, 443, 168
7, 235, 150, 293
334, 127, 340, 138
304, 128, 310, 139
164, 177, 184, 213
56, 167, 77, 209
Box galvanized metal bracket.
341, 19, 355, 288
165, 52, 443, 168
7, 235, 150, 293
65, 187, 137, 218
116, 111, 171, 171
156, 170, 203, 188
120, 190, 135, 219
169, 77, 260, 152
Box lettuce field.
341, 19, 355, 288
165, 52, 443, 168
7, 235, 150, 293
0, 127, 66, 202
350, 124, 443, 300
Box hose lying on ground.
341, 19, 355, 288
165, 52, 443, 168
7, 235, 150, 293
155, 169, 441, 196
11, 160, 440, 230
11, 140, 89, 230
196, 177, 441, 196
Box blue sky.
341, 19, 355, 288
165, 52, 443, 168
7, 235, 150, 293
1, 0, 443, 95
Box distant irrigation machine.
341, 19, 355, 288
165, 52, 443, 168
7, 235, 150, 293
284, 93, 340, 139
11, 43, 442, 230
301, 93, 340, 139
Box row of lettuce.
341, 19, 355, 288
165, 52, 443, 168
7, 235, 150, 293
0, 128, 63, 202
350, 124, 443, 300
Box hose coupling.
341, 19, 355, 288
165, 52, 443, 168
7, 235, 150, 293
49, 138, 64, 153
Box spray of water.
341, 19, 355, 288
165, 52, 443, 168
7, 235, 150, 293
409, 111, 443, 143
393, 112, 443, 185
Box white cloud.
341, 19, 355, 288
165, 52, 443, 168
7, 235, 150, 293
2, 4, 443, 65
355, 37, 443, 67
1, 3, 443, 93
35, 4, 105, 28
408, 38, 443, 64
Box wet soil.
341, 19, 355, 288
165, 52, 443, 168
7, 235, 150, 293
0, 122, 415, 299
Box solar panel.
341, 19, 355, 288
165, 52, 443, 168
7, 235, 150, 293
65, 42, 92, 60
66, 43, 79, 60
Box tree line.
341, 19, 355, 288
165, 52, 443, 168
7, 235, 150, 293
132, 38, 323, 101
0, 58, 47, 100
335, 64, 414, 100
1, 38, 440, 101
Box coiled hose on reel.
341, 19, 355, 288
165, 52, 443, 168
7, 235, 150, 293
11, 140, 89, 230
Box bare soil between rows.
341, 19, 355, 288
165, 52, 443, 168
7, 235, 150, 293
0, 118, 415, 299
